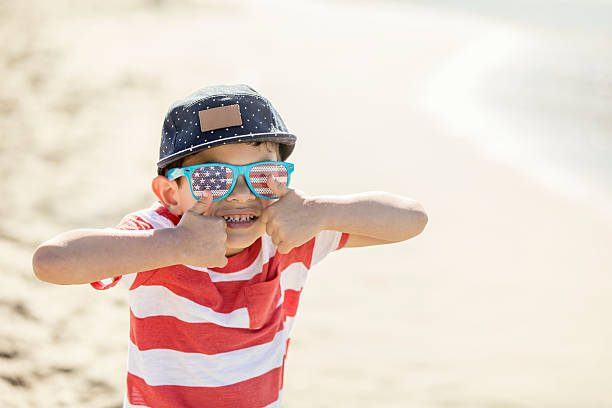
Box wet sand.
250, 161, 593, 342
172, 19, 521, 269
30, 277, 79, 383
2, 0, 611, 407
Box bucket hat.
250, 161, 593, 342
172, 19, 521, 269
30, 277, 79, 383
157, 84, 297, 175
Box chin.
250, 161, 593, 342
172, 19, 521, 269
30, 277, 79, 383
225, 231, 260, 251
227, 222, 264, 243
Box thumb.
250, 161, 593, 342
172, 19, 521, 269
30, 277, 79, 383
266, 174, 290, 198
189, 189, 214, 216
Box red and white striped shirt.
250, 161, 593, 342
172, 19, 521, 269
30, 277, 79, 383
91, 201, 349, 408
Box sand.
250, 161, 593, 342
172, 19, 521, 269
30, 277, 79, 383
2, 0, 611, 406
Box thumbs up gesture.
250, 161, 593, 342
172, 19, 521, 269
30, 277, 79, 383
259, 175, 323, 254
174, 190, 229, 267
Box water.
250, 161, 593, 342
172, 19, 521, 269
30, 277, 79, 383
412, 0, 612, 216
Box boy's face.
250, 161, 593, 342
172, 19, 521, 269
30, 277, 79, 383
153, 142, 281, 257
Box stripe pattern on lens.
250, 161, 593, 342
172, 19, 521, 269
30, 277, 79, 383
250, 164, 288, 197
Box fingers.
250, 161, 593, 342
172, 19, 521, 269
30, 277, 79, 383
266, 174, 290, 198
263, 219, 279, 244
259, 182, 294, 254
259, 207, 269, 225
189, 190, 213, 216
265, 220, 277, 241
266, 225, 292, 254
269, 232, 289, 253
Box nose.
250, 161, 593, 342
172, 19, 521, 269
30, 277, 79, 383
226, 175, 256, 202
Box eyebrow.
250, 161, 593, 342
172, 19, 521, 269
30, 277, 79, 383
183, 160, 221, 167
182, 155, 213, 166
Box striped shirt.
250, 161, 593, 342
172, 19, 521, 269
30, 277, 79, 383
90, 201, 349, 408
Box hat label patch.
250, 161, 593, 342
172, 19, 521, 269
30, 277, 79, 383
198, 104, 243, 132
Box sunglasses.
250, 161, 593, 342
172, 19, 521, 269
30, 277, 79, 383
167, 161, 295, 202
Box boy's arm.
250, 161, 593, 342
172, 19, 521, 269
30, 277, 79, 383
32, 228, 183, 285
32, 194, 228, 285
261, 177, 427, 252
308, 191, 428, 248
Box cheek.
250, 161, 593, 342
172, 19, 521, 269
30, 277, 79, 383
178, 185, 197, 214
258, 199, 276, 218
261, 198, 277, 209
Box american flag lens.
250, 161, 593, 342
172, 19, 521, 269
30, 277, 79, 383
249, 163, 289, 197
191, 165, 234, 199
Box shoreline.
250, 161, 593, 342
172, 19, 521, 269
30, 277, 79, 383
422, 23, 612, 223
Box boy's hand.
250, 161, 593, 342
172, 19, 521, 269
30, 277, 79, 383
174, 190, 228, 267
260, 175, 324, 254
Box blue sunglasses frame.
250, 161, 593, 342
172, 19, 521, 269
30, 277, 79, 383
167, 160, 295, 202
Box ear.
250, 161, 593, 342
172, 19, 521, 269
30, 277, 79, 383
151, 175, 182, 215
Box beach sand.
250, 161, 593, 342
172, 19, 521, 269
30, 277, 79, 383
2, 0, 611, 406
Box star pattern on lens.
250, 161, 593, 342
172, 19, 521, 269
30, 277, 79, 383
191, 165, 233, 198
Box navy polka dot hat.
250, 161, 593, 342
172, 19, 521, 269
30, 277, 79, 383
157, 84, 297, 175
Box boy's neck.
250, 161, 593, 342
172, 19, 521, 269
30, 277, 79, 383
226, 247, 246, 257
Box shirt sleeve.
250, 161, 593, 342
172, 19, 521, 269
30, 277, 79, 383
89, 213, 154, 291
309, 230, 350, 267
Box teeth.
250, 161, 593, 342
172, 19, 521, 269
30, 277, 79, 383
223, 215, 255, 222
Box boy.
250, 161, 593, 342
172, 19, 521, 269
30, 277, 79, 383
32, 84, 428, 408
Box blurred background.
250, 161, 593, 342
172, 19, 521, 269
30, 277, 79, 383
1, 0, 611, 406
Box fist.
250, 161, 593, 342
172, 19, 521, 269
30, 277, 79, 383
174, 190, 228, 267
260, 174, 323, 254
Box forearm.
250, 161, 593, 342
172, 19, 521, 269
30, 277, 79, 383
308, 191, 428, 242
32, 228, 180, 285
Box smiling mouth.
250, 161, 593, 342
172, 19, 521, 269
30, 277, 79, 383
222, 215, 258, 222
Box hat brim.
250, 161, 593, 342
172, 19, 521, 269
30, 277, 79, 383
157, 132, 297, 175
